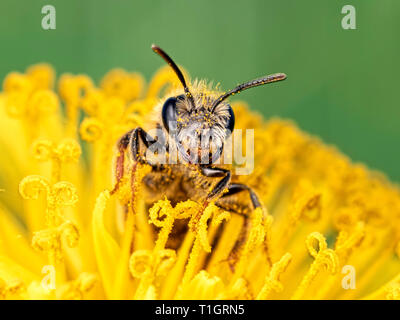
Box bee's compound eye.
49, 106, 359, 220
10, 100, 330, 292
226, 105, 235, 135
161, 95, 184, 132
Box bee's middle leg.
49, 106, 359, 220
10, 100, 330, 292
221, 183, 261, 208
189, 166, 231, 229
198, 168, 262, 268
217, 183, 263, 271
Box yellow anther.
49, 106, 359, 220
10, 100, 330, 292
276, 180, 322, 251
149, 198, 174, 228
100, 69, 144, 102
31, 220, 79, 260
3, 90, 29, 117
33, 139, 81, 163
26, 63, 55, 90
257, 253, 292, 299
129, 222, 178, 299
59, 220, 80, 248
203, 205, 263, 284
196, 203, 230, 253
211, 207, 231, 228
231, 207, 266, 281
149, 199, 175, 251
99, 97, 126, 122
245, 207, 266, 253
291, 179, 321, 222
149, 199, 204, 253
306, 232, 338, 272
79, 118, 104, 141
154, 249, 177, 277
263, 213, 274, 266
129, 248, 176, 280
19, 175, 79, 263
335, 222, 365, 261
51, 181, 78, 207
32, 140, 54, 161
54, 139, 81, 163
174, 200, 201, 220
292, 232, 339, 299
3, 71, 59, 139
129, 250, 152, 278
19, 175, 50, 200
197, 203, 215, 252
125, 100, 154, 123
58, 74, 75, 104
32, 228, 61, 257
81, 88, 104, 116
3, 72, 33, 94
58, 74, 93, 133
307, 232, 328, 258
182, 237, 202, 285
58, 74, 93, 106
27, 89, 59, 118
333, 206, 364, 231
32, 139, 81, 182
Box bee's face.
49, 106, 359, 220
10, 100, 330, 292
151, 45, 285, 165
161, 93, 234, 164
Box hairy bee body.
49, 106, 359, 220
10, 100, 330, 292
113, 45, 286, 258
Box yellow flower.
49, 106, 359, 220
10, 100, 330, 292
0, 63, 399, 300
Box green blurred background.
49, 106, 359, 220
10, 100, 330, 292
1, 0, 399, 181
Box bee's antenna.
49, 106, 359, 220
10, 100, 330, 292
151, 44, 195, 107
211, 73, 287, 112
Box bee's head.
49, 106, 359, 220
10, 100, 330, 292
152, 44, 286, 165
161, 91, 234, 164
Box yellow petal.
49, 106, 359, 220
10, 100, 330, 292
92, 190, 120, 298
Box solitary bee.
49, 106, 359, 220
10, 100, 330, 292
112, 45, 286, 264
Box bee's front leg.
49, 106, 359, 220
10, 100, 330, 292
111, 127, 165, 194
130, 127, 159, 163
200, 166, 232, 201
197, 167, 264, 270
111, 129, 133, 194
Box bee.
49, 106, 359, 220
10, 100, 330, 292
112, 45, 286, 266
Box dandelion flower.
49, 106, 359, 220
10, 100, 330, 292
0, 64, 399, 300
